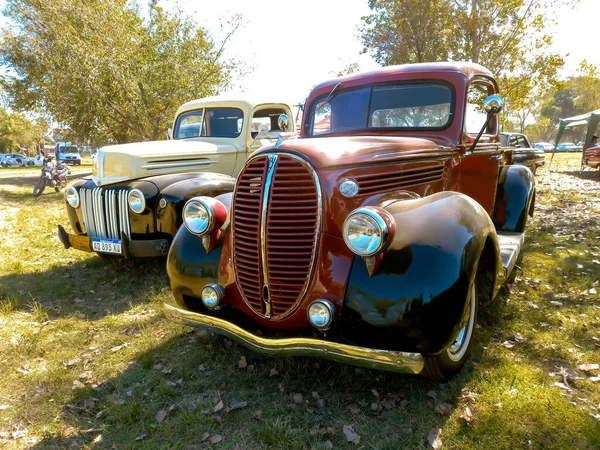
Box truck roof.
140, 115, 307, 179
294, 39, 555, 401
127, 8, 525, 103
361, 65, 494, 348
176, 96, 292, 116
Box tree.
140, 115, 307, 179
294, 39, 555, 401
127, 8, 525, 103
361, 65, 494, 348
0, 0, 240, 144
0, 106, 47, 153
359, 0, 575, 130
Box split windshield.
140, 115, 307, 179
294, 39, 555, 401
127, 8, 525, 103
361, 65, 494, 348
307, 83, 454, 136
174, 108, 244, 139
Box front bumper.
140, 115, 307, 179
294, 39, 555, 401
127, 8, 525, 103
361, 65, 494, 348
58, 224, 169, 258
163, 303, 425, 374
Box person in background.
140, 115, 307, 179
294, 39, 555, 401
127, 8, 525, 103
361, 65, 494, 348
591, 135, 599, 147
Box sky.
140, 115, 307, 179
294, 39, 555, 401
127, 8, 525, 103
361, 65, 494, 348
182, 0, 600, 105
0, 0, 599, 106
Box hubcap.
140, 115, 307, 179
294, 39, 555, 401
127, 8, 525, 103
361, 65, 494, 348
447, 283, 476, 362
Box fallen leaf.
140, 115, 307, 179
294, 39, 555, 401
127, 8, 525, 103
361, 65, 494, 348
200, 432, 210, 441
0, 404, 9, 410
543, 292, 554, 301
135, 434, 146, 441
435, 403, 452, 416
66, 357, 81, 367
227, 398, 248, 412
74, 298, 83, 303
514, 333, 525, 342
238, 356, 247, 369
501, 340, 515, 349
427, 390, 437, 399
427, 427, 443, 449
292, 393, 303, 404
343, 424, 360, 444
578, 363, 599, 372
269, 368, 278, 377
347, 403, 360, 414
589, 376, 600, 382
213, 399, 224, 413
155, 409, 168, 423
251, 408, 262, 420
72, 380, 85, 390
371, 388, 380, 398
456, 406, 475, 426
550, 301, 564, 307
324, 440, 333, 449
210, 434, 222, 444
553, 382, 572, 391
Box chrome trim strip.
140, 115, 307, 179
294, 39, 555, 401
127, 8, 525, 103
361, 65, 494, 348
142, 160, 213, 170
260, 154, 278, 318
164, 303, 424, 374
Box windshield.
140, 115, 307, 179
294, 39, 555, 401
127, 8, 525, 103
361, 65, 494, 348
307, 83, 454, 136
174, 108, 244, 139
59, 146, 79, 154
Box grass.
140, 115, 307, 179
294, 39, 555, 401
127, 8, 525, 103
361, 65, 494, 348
0, 153, 599, 449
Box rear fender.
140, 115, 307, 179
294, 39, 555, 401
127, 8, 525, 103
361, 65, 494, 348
343, 192, 500, 354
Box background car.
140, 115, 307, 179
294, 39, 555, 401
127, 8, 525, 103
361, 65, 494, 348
535, 142, 554, 151
500, 132, 545, 173
556, 143, 575, 152
0, 153, 35, 167
0, 154, 17, 168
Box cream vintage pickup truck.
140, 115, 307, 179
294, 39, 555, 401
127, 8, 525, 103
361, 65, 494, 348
57, 96, 294, 258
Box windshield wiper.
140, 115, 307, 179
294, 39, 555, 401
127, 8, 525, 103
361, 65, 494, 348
323, 82, 342, 104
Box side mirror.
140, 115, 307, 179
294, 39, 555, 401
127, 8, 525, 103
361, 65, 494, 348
483, 95, 504, 114
467, 94, 504, 154
277, 114, 289, 132
256, 123, 270, 139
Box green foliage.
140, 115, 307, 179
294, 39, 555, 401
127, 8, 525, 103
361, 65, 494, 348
0, 0, 240, 144
360, 0, 576, 133
0, 106, 47, 153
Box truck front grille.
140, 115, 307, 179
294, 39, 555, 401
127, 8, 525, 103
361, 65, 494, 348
80, 188, 131, 240
232, 154, 321, 319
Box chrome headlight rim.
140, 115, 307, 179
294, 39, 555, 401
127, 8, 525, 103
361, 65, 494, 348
65, 185, 80, 209
201, 283, 225, 310
342, 207, 389, 257
307, 299, 336, 330
127, 188, 146, 214
183, 197, 214, 236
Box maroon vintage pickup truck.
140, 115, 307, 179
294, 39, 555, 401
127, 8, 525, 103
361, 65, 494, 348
164, 62, 535, 380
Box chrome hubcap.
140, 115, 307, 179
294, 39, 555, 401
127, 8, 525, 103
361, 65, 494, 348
447, 283, 476, 362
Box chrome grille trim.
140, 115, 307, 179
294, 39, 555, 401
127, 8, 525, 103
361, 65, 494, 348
79, 187, 131, 240
260, 154, 278, 318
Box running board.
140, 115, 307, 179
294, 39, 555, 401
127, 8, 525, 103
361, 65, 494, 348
497, 231, 524, 278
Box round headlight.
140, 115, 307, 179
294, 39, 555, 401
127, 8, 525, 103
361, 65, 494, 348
343, 208, 390, 257
201, 283, 225, 310
183, 199, 212, 235
127, 189, 146, 214
183, 196, 227, 236
65, 185, 80, 208
307, 300, 335, 329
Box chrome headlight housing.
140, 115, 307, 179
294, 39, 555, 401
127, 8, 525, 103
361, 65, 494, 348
65, 185, 80, 209
343, 207, 391, 257
183, 197, 215, 235
307, 299, 335, 329
127, 189, 146, 214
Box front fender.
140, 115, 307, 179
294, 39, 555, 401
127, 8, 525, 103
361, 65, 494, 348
167, 224, 223, 310
493, 165, 534, 232
342, 192, 498, 355
156, 173, 236, 236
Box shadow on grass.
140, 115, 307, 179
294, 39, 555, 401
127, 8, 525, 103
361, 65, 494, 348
0, 257, 168, 321
26, 327, 469, 450
559, 168, 600, 182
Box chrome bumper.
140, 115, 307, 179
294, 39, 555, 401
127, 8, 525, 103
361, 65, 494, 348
163, 303, 424, 374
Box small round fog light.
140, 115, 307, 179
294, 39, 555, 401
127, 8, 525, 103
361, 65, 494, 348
201, 283, 225, 310
307, 300, 335, 330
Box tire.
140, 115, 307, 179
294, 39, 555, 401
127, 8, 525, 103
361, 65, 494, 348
27, 161, 34, 167
422, 281, 478, 381
33, 176, 47, 197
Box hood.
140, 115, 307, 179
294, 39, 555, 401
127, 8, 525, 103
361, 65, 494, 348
258, 136, 447, 170
93, 139, 237, 186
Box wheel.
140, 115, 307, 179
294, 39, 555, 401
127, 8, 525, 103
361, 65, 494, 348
27, 161, 34, 166
422, 281, 478, 381
33, 177, 47, 197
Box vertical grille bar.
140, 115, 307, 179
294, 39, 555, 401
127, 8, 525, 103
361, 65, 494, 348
79, 187, 129, 240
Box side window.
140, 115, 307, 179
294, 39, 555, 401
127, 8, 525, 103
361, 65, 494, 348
509, 135, 519, 147
313, 102, 331, 135
174, 110, 204, 139
517, 135, 531, 148
250, 108, 288, 138
465, 83, 492, 135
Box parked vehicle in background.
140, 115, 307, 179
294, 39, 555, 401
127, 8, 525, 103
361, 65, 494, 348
574, 142, 584, 151
0, 154, 18, 168
556, 143, 576, 152
535, 142, 554, 151
0, 153, 35, 167
56, 143, 82, 165
584, 146, 600, 169
58, 96, 295, 259
165, 62, 536, 380
33, 156, 70, 196
500, 132, 545, 173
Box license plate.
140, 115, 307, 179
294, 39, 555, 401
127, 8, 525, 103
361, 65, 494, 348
92, 238, 122, 254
